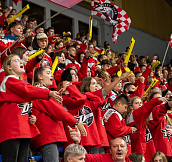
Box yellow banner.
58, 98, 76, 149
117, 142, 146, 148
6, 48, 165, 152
51, 56, 58, 75
143, 78, 159, 97
124, 37, 135, 64
117, 68, 122, 77
9, 4, 30, 24
93, 52, 99, 57
63, 37, 70, 44
89, 16, 93, 41
151, 60, 161, 71
101, 50, 105, 55
29, 49, 44, 60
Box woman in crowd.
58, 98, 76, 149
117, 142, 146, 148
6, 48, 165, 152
126, 96, 167, 162
149, 92, 172, 161
0, 54, 62, 162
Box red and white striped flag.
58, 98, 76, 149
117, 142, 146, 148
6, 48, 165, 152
49, 0, 82, 8
170, 34, 172, 48
91, 0, 131, 43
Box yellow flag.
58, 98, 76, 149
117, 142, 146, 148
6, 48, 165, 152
124, 37, 135, 64
93, 52, 99, 57
89, 16, 93, 41
51, 56, 59, 75
143, 78, 159, 97
29, 49, 44, 60
151, 60, 161, 71
117, 68, 122, 77
101, 50, 105, 55
63, 37, 70, 44
9, 4, 30, 24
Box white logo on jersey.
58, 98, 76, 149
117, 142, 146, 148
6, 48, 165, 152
17, 102, 32, 115
161, 124, 172, 141
145, 127, 153, 142
123, 135, 131, 145
75, 106, 94, 126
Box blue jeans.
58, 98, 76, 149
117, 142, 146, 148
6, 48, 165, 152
38, 143, 59, 162
0, 138, 30, 162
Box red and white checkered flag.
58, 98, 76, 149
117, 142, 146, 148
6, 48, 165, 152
170, 34, 172, 48
91, 0, 131, 43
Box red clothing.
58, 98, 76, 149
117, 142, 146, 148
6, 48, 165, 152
149, 104, 172, 157
31, 86, 78, 150
0, 14, 6, 26
26, 52, 57, 89
93, 47, 101, 55
85, 153, 131, 162
0, 38, 26, 66
87, 90, 109, 148
65, 55, 80, 71
62, 85, 102, 149
0, 75, 50, 143
106, 65, 120, 76
126, 98, 162, 162
128, 82, 145, 98
103, 108, 132, 156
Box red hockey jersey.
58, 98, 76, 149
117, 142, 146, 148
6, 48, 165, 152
126, 98, 162, 162
31, 86, 78, 150
149, 104, 172, 157
85, 153, 132, 162
62, 85, 102, 149
0, 75, 50, 143
103, 108, 132, 156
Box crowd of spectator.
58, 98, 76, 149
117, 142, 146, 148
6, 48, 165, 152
0, 4, 172, 162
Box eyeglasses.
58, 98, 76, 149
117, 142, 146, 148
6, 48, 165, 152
11, 59, 21, 63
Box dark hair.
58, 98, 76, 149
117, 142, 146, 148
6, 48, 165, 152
55, 40, 63, 49
139, 56, 145, 61
124, 83, 135, 93
149, 92, 161, 101
46, 27, 54, 33
111, 75, 119, 82
25, 35, 34, 47
8, 22, 22, 31
139, 64, 146, 68
134, 71, 142, 77
128, 153, 144, 162
98, 54, 106, 62
52, 51, 64, 62
80, 77, 92, 94
101, 59, 111, 65
61, 68, 73, 82
27, 17, 36, 23
77, 52, 85, 64
66, 45, 75, 51
79, 31, 86, 37
162, 90, 170, 97
11, 47, 27, 59
114, 94, 131, 106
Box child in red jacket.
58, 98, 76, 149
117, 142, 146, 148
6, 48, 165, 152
126, 96, 167, 162
31, 66, 86, 162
